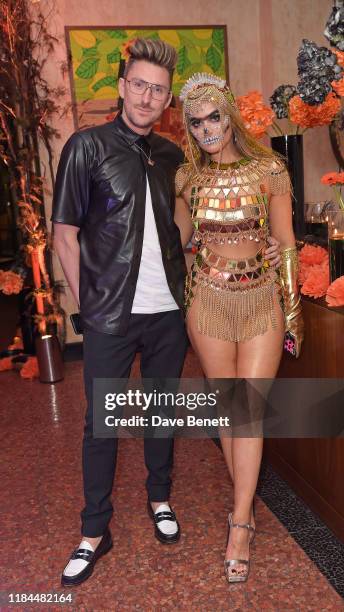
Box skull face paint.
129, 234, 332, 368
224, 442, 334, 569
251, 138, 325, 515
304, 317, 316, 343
187, 102, 231, 154
180, 77, 238, 169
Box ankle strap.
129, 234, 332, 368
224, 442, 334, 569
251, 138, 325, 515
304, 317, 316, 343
229, 513, 255, 533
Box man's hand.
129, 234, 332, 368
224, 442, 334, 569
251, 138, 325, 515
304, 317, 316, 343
174, 196, 193, 248
264, 236, 281, 268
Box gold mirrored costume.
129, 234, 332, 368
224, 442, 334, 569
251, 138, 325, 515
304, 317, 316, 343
176, 157, 292, 343
177, 72, 303, 352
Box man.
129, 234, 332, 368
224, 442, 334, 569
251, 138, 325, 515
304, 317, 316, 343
53, 38, 189, 587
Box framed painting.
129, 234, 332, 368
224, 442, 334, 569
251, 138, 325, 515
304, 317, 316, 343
65, 25, 229, 146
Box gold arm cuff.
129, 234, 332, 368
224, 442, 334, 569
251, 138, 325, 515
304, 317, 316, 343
280, 246, 304, 357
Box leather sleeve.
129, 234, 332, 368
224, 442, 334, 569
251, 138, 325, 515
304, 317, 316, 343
51, 132, 91, 227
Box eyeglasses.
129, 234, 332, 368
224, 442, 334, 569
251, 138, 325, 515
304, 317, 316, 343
124, 78, 170, 100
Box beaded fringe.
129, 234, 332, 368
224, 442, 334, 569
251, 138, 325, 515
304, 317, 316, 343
197, 275, 276, 342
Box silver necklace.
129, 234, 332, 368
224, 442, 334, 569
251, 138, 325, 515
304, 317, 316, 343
136, 143, 155, 166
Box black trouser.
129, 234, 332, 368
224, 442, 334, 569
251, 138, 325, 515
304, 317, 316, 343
81, 310, 188, 537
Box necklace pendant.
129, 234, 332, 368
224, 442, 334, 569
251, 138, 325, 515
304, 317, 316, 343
148, 159, 155, 166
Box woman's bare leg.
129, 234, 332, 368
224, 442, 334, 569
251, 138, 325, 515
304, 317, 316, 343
225, 296, 284, 575
186, 295, 237, 485
187, 292, 284, 577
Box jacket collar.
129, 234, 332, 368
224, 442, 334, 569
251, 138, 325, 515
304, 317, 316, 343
113, 113, 153, 147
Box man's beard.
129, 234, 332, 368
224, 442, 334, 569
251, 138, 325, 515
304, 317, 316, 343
126, 105, 157, 130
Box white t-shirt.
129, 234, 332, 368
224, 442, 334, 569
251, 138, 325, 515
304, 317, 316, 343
131, 176, 178, 314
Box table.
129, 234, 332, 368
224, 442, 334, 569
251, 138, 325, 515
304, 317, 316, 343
264, 296, 344, 541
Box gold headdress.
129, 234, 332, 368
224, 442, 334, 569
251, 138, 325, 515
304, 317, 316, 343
179, 72, 236, 107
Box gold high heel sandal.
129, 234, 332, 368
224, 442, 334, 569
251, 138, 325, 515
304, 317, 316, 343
224, 513, 256, 584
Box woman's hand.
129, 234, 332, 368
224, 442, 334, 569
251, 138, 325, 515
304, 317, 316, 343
264, 236, 281, 268
174, 196, 194, 248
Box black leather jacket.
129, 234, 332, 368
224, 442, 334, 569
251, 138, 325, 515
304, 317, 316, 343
52, 115, 187, 335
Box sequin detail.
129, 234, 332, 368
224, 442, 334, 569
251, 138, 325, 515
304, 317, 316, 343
185, 248, 277, 342
179, 157, 290, 342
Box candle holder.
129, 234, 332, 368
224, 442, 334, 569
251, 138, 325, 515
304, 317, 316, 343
35, 334, 64, 383
304, 201, 334, 243
328, 210, 344, 282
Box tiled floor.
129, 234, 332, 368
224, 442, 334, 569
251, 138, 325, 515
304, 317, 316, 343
1, 352, 343, 611
257, 463, 344, 599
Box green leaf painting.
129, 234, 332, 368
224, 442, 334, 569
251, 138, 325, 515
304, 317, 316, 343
76, 57, 100, 79
68, 27, 227, 102
212, 28, 225, 52
176, 46, 191, 76
107, 49, 121, 64
92, 76, 117, 92
206, 45, 222, 72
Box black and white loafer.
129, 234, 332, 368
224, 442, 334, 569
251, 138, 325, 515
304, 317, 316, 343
147, 501, 181, 544
61, 529, 113, 587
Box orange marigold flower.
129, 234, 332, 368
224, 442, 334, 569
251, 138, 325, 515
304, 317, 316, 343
331, 78, 344, 97
0, 357, 13, 372
298, 261, 312, 285
20, 356, 39, 379
301, 263, 330, 298
334, 171, 344, 184
0, 270, 24, 295
326, 275, 344, 307
299, 257, 328, 287
289, 92, 341, 128
321, 172, 341, 185
332, 49, 344, 67
237, 91, 275, 139
298, 244, 328, 266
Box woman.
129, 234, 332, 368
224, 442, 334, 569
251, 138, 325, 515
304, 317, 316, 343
174, 73, 304, 583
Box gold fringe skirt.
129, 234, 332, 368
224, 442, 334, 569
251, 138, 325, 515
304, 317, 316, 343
185, 247, 278, 343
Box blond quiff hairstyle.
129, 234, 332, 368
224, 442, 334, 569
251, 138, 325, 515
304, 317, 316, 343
123, 38, 178, 85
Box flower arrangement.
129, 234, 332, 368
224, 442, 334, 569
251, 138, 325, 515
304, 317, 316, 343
324, 3, 344, 52
301, 262, 330, 299
270, 39, 343, 135
237, 37, 343, 139
320, 171, 344, 209
0, 270, 24, 295
270, 85, 297, 119
298, 244, 329, 298
297, 39, 341, 105
298, 243, 344, 307
326, 276, 344, 306
0, 354, 39, 379
0, 330, 39, 379
236, 91, 275, 139
333, 49, 344, 68
0, 0, 65, 337
288, 91, 341, 129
